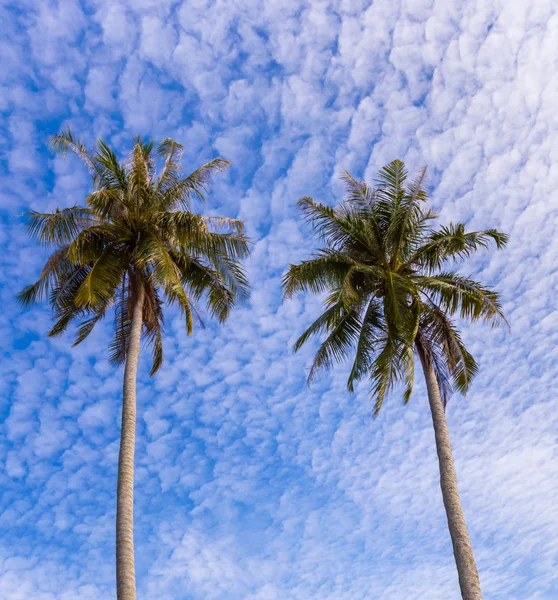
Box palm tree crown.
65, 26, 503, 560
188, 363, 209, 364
283, 160, 507, 414
19, 128, 251, 372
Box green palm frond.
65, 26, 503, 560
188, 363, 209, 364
73, 309, 107, 346
306, 306, 362, 384
293, 301, 344, 353
196, 231, 252, 264
160, 158, 230, 210
368, 332, 407, 415
156, 138, 183, 194
135, 233, 194, 333
347, 298, 384, 392
95, 140, 128, 192
340, 172, 386, 255
157, 212, 250, 261
207, 253, 250, 304
297, 196, 375, 255
385, 165, 428, 265
416, 272, 507, 327
415, 330, 454, 407
201, 215, 244, 234
17, 246, 73, 306
49, 127, 99, 177
74, 246, 128, 308
409, 224, 509, 271
167, 280, 194, 335
67, 224, 121, 265
382, 270, 417, 333
136, 232, 181, 284
341, 171, 376, 210
156, 211, 210, 245
49, 310, 83, 338
47, 264, 92, 337
283, 251, 355, 299
142, 273, 164, 335
375, 160, 407, 203
177, 255, 237, 322
420, 300, 479, 396
401, 345, 415, 405
85, 188, 124, 219
25, 207, 96, 246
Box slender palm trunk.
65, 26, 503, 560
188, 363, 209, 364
418, 349, 483, 600
116, 284, 145, 600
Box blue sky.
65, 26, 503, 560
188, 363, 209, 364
1, 0, 558, 598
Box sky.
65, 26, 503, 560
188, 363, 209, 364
1, 0, 557, 598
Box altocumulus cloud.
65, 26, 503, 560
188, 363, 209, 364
1, 0, 558, 598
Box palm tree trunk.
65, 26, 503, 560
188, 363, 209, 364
418, 349, 483, 600
116, 283, 145, 600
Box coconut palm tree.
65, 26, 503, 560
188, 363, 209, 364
18, 129, 251, 600
283, 160, 507, 600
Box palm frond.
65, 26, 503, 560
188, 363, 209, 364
137, 233, 194, 334
293, 301, 344, 353
156, 138, 183, 194
74, 246, 127, 308
283, 251, 355, 299
17, 246, 71, 306
157, 212, 250, 261
410, 224, 509, 271
375, 160, 407, 203
85, 188, 123, 219
128, 140, 155, 212
341, 171, 376, 210
306, 306, 362, 384
49, 127, 99, 177
146, 325, 163, 376
95, 140, 128, 191
297, 196, 375, 255
341, 172, 388, 257
369, 333, 407, 416
47, 264, 92, 337
416, 272, 507, 327
160, 158, 230, 210
201, 215, 244, 234
135, 232, 182, 285
419, 300, 479, 398
109, 277, 131, 366
167, 280, 194, 335
385, 165, 429, 264
67, 224, 121, 265
347, 298, 384, 392
207, 254, 251, 304
175, 254, 237, 323
73, 309, 107, 346
382, 271, 420, 339
415, 331, 454, 407
25, 207, 95, 246
401, 344, 415, 404
377, 164, 428, 262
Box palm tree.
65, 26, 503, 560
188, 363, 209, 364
18, 129, 251, 600
283, 160, 507, 600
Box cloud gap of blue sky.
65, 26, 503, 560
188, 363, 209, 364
1, 0, 558, 599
